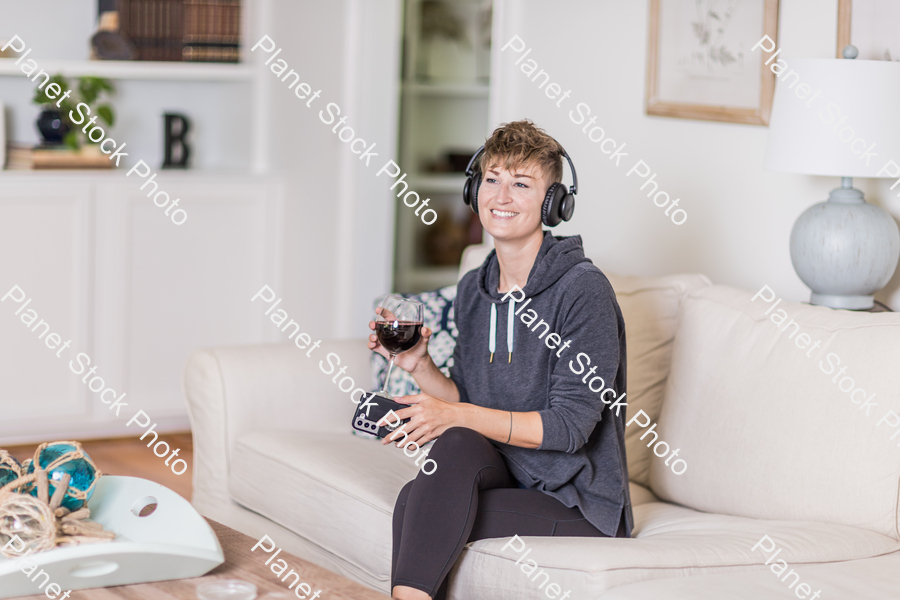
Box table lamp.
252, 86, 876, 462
764, 46, 900, 309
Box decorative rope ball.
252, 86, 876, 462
0, 492, 56, 557
0, 451, 23, 488
26, 442, 99, 512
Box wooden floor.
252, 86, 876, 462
5, 432, 194, 500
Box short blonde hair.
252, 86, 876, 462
480, 120, 563, 185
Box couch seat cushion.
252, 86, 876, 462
229, 431, 665, 589
229, 430, 421, 586
596, 551, 900, 599
446, 502, 900, 599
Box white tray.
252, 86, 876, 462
0, 475, 224, 598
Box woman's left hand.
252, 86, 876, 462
377, 394, 464, 447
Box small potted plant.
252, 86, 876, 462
32, 75, 115, 150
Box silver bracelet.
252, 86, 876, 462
506, 411, 512, 444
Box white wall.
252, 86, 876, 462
490, 0, 900, 309
262, 0, 401, 340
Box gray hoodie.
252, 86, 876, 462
449, 231, 633, 537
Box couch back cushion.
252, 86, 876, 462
650, 284, 900, 539
605, 273, 712, 487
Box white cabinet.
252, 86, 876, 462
0, 181, 93, 427
0, 172, 282, 444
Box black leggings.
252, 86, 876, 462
391, 427, 622, 599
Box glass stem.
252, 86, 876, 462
381, 354, 397, 395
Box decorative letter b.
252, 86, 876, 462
163, 113, 190, 168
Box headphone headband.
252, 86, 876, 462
464, 144, 578, 196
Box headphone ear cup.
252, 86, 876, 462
463, 175, 481, 213
463, 176, 473, 207
542, 183, 565, 227
468, 175, 482, 214
560, 193, 575, 222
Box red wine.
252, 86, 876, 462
376, 321, 423, 354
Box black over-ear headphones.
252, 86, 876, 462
462, 143, 579, 227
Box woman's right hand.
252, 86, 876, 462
368, 307, 433, 375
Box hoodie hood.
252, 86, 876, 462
477, 231, 593, 303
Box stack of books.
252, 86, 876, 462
119, 0, 185, 61
183, 0, 241, 62
117, 0, 241, 63
5, 145, 114, 170
5, 144, 33, 170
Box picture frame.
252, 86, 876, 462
646, 0, 780, 125
836, 0, 900, 60
0, 102, 5, 169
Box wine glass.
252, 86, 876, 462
375, 295, 424, 398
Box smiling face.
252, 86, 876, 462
477, 160, 550, 243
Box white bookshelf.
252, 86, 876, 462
404, 266, 462, 291
402, 81, 489, 98
1, 0, 265, 171
394, 0, 492, 294
0, 58, 253, 81
409, 173, 468, 194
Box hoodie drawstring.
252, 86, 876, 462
489, 299, 516, 363
489, 303, 496, 362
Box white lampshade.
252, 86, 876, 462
765, 58, 900, 178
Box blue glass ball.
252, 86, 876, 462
27, 443, 97, 511
0, 455, 22, 488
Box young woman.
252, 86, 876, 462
368, 120, 632, 600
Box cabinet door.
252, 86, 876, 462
94, 177, 281, 430
0, 181, 93, 442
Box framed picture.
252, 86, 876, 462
836, 0, 900, 60
646, 0, 780, 125
0, 102, 5, 169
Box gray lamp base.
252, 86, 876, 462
790, 184, 900, 310
809, 292, 873, 310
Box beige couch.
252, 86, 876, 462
183, 247, 900, 598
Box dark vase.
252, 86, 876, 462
36, 108, 70, 145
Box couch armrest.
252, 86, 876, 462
183, 339, 371, 512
